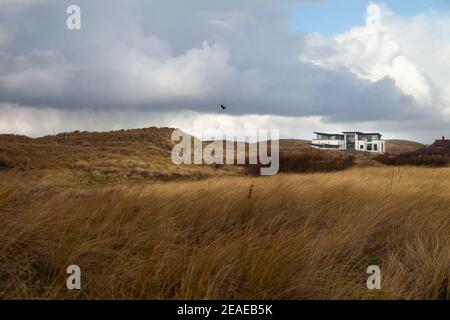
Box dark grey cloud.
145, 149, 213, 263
0, 0, 430, 124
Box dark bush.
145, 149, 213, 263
279, 151, 354, 173
0, 156, 15, 169
245, 151, 354, 175
375, 154, 449, 167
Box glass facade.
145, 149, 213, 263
346, 133, 355, 150
315, 134, 344, 140
365, 135, 381, 142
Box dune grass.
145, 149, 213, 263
0, 167, 448, 299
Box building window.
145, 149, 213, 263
360, 145, 364, 150
374, 144, 378, 151
346, 134, 355, 142
367, 144, 372, 151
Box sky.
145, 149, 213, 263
292, 0, 450, 35
0, 0, 450, 143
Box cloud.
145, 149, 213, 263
0, 102, 446, 143
300, 2, 450, 116
0, 0, 48, 10
0, 26, 9, 47
0, 0, 448, 141
206, 19, 236, 30
117, 41, 235, 101
0, 50, 70, 103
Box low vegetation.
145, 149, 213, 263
0, 167, 448, 299
376, 139, 450, 167
0, 129, 448, 300
0, 128, 242, 181
246, 150, 355, 175
376, 154, 449, 167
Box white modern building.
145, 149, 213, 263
310, 132, 385, 154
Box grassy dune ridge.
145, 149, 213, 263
1, 167, 449, 299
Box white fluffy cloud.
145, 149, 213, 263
300, 3, 450, 116
0, 0, 418, 119
0, 1, 448, 142
118, 41, 235, 102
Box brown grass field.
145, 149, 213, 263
0, 129, 448, 300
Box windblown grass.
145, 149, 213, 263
0, 167, 448, 299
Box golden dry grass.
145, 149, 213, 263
0, 167, 449, 300
0, 128, 246, 181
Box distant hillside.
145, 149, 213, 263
278, 139, 313, 151
0, 127, 431, 182
411, 139, 450, 156
385, 139, 424, 155
0, 127, 175, 169
0, 127, 239, 182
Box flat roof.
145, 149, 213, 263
361, 133, 383, 136
342, 131, 382, 135
315, 132, 382, 136
313, 132, 344, 136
